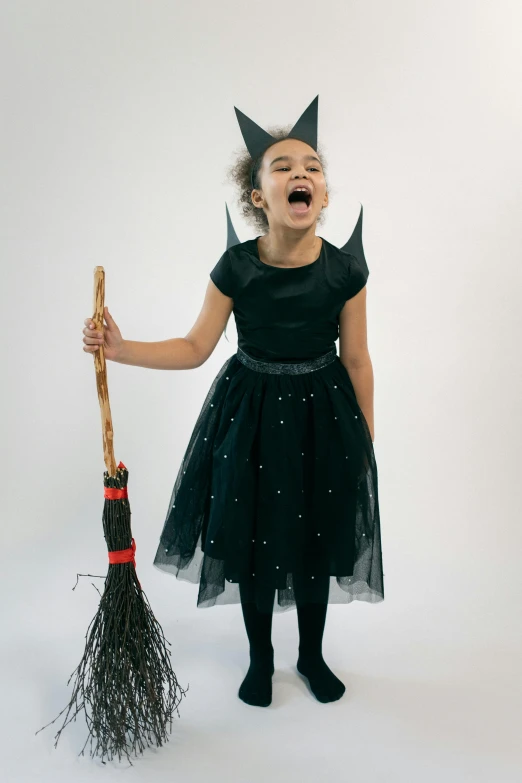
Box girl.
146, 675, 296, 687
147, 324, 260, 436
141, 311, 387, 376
81, 99, 383, 709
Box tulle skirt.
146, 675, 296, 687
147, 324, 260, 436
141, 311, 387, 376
153, 346, 383, 614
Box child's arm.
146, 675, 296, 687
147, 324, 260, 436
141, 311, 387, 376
115, 279, 234, 370
339, 285, 375, 441
115, 336, 201, 371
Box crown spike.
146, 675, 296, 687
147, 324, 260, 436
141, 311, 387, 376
233, 106, 276, 160
225, 203, 241, 249
340, 203, 368, 276
287, 95, 319, 150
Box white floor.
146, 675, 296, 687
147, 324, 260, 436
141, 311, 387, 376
5, 555, 521, 783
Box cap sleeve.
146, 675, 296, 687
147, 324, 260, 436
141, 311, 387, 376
210, 249, 236, 299
345, 254, 369, 300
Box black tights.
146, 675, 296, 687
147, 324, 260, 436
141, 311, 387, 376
237, 580, 276, 707
237, 574, 345, 705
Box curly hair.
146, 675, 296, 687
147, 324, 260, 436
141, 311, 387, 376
223, 124, 331, 233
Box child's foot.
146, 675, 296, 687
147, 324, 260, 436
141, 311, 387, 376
238, 656, 275, 707
296, 653, 346, 703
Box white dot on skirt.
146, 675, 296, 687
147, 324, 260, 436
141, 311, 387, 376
317, 533, 320, 536
276, 565, 279, 569
211, 495, 214, 499
263, 541, 267, 544
310, 393, 313, 396
226, 376, 229, 379
204, 437, 207, 440
355, 415, 358, 419
231, 417, 234, 421
235, 498, 238, 501
277, 490, 281, 493
280, 420, 284, 423
211, 540, 214, 543
224, 455, 227, 458
298, 514, 301, 518
311, 576, 315, 579
279, 396, 282, 400
334, 385, 337, 388
211, 403, 214, 406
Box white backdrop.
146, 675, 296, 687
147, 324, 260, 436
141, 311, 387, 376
2, 1, 521, 780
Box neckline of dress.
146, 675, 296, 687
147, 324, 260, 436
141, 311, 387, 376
252, 236, 324, 269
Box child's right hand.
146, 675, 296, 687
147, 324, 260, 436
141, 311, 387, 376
82, 306, 124, 362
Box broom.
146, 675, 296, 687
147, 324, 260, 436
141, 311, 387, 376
35, 266, 188, 764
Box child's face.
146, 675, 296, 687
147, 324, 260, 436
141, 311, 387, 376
251, 138, 328, 231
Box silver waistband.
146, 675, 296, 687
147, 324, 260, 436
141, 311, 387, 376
236, 346, 337, 375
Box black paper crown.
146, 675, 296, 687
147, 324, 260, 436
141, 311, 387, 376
234, 95, 319, 190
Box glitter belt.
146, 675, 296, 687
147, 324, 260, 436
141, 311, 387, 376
236, 346, 337, 375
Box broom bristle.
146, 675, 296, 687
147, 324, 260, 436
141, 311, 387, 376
36, 466, 188, 764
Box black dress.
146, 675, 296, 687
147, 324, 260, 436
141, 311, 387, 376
153, 236, 383, 614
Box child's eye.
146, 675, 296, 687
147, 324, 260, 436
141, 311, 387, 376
277, 167, 320, 172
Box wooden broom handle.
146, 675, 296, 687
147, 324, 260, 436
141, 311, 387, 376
92, 266, 117, 477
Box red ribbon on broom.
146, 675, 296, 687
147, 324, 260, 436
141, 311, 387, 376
105, 479, 140, 588
35, 266, 188, 765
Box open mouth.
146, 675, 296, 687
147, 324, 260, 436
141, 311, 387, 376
288, 189, 312, 214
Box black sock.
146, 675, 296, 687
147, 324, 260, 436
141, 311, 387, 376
238, 582, 275, 707
294, 575, 346, 703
